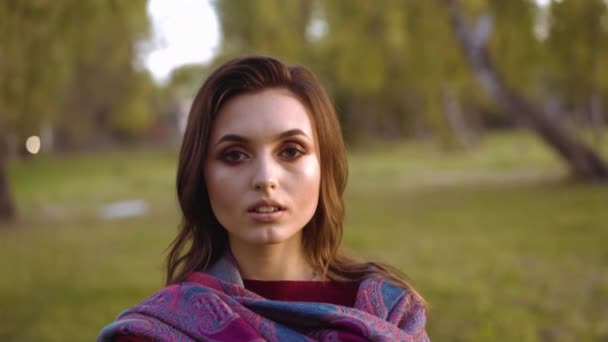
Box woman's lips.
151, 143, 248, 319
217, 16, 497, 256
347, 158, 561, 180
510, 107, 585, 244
247, 200, 286, 222
247, 208, 286, 222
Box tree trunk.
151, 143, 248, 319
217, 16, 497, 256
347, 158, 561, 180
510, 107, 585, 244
442, 85, 477, 149
0, 136, 16, 222
442, 0, 608, 181
590, 92, 604, 153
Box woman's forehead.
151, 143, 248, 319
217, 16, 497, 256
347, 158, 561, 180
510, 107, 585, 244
210, 89, 315, 143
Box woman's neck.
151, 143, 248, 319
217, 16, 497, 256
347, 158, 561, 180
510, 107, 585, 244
229, 236, 315, 281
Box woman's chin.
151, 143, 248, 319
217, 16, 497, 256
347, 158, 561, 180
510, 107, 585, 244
241, 227, 301, 246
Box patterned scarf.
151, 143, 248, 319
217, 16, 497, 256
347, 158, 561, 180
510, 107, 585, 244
97, 254, 429, 341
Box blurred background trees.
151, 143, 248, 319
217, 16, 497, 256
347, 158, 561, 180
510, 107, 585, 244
0, 1, 154, 150
2, 3, 606, 340
1, 0, 608, 221
0, 0, 154, 220
444, 0, 607, 179
211, 0, 608, 178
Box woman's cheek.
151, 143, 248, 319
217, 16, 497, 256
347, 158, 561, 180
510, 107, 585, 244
207, 164, 238, 199
299, 156, 321, 182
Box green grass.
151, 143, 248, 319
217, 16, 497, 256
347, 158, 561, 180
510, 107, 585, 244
1, 131, 607, 341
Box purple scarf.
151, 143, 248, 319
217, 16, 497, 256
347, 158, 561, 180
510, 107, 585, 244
98, 255, 429, 341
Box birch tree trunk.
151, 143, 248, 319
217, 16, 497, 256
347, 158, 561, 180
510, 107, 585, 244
442, 85, 477, 149
442, 0, 608, 181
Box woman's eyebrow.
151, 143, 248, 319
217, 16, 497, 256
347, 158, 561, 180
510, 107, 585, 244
215, 134, 248, 146
276, 129, 310, 140
215, 129, 310, 147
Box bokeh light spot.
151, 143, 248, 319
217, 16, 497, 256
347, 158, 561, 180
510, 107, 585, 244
25, 136, 41, 154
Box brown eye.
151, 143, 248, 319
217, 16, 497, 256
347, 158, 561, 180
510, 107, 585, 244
221, 150, 248, 163
279, 145, 304, 160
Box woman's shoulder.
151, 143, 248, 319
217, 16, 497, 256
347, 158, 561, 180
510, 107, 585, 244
97, 275, 227, 341
99, 272, 429, 341
358, 273, 425, 309
356, 273, 427, 334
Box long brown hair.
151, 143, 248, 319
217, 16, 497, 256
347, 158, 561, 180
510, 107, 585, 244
166, 55, 424, 304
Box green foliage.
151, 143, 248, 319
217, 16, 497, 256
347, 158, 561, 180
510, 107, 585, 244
546, 0, 608, 103
0, 0, 153, 144
166, 64, 212, 99
0, 1, 73, 133
321, 1, 389, 94
212, 0, 312, 62
486, 0, 543, 92
205, 0, 608, 147
110, 96, 153, 140
1, 131, 607, 341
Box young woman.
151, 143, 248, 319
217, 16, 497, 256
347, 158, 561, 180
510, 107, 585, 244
98, 56, 429, 341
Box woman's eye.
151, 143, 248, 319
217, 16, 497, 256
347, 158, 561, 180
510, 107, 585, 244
221, 150, 248, 163
280, 146, 304, 160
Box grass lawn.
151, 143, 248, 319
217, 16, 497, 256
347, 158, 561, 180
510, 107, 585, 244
1, 131, 607, 341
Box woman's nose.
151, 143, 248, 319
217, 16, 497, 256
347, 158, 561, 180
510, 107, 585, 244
251, 155, 279, 192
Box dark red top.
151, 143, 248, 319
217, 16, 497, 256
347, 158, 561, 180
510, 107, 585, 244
115, 280, 360, 342
243, 279, 360, 307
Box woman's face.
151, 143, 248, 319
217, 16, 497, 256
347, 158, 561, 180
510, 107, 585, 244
205, 88, 321, 250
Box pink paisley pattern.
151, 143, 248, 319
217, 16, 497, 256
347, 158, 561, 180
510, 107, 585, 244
98, 255, 429, 341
